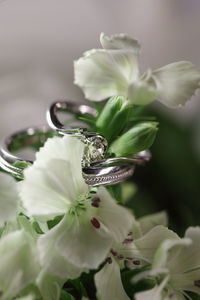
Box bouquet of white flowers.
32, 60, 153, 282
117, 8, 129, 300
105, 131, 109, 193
0, 33, 200, 300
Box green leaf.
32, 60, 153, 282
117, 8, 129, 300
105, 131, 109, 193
60, 290, 75, 300
78, 116, 96, 126
109, 122, 158, 157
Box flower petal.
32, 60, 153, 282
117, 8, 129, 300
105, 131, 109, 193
34, 136, 86, 193
134, 226, 179, 263
138, 211, 168, 235
56, 214, 112, 269
152, 237, 191, 271
169, 227, 200, 294
128, 70, 159, 105
96, 187, 134, 242
100, 32, 140, 53
19, 159, 84, 222
75, 49, 138, 101
153, 61, 200, 108
0, 230, 39, 299
95, 258, 130, 300
0, 173, 18, 227
38, 220, 83, 279
36, 270, 65, 300
135, 276, 170, 300
19, 136, 88, 222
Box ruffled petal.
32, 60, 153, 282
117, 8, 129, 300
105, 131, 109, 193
0, 230, 39, 300
0, 173, 18, 227
56, 214, 112, 269
100, 32, 140, 53
134, 226, 179, 263
135, 276, 170, 300
34, 136, 87, 194
153, 61, 200, 108
152, 237, 191, 271
19, 159, 83, 222
96, 187, 134, 242
38, 219, 83, 279
95, 258, 130, 300
138, 211, 168, 235
128, 70, 159, 105
169, 227, 200, 294
36, 270, 65, 300
74, 47, 139, 101
19, 136, 88, 222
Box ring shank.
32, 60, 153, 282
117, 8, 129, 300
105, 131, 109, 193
0, 126, 54, 179
47, 101, 97, 135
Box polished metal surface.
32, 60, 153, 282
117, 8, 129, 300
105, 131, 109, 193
83, 163, 135, 186
0, 101, 151, 186
0, 125, 136, 186
0, 125, 54, 179
47, 100, 97, 136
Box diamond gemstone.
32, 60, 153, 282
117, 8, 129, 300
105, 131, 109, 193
82, 135, 107, 168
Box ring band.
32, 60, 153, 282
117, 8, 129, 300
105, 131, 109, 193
0, 125, 54, 179
0, 126, 136, 186
47, 100, 97, 136
82, 150, 150, 186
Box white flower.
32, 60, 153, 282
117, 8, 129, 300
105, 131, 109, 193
0, 230, 40, 300
94, 211, 174, 300
36, 270, 65, 300
135, 226, 200, 299
0, 173, 18, 227
74, 33, 200, 108
19, 136, 133, 276
95, 257, 130, 300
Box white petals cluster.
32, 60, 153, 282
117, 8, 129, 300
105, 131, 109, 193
0, 135, 200, 299
74, 33, 200, 108
1, 32, 200, 299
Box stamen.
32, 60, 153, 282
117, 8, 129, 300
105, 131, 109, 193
126, 257, 133, 261
110, 248, 117, 256
90, 217, 101, 229
194, 280, 200, 288
133, 260, 141, 265
128, 232, 133, 236
91, 197, 101, 207
123, 238, 133, 244
90, 191, 97, 194
106, 257, 112, 264
117, 254, 124, 260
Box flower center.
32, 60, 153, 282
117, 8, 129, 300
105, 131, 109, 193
68, 197, 88, 217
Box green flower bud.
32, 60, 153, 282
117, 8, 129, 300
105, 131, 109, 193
96, 96, 132, 142
109, 122, 158, 157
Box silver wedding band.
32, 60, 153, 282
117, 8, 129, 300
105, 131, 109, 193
0, 101, 151, 186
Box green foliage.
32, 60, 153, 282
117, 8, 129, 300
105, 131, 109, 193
13, 161, 32, 169
60, 290, 75, 300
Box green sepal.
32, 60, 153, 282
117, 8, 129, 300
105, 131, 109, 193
96, 96, 132, 143
109, 122, 158, 157
13, 161, 32, 169
60, 290, 75, 300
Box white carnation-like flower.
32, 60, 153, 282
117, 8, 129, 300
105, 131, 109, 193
19, 136, 133, 276
74, 33, 200, 108
94, 211, 176, 300
135, 226, 200, 300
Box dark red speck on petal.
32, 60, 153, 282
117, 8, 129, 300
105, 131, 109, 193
91, 217, 101, 229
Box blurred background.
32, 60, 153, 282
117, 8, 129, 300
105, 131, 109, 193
0, 0, 200, 234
